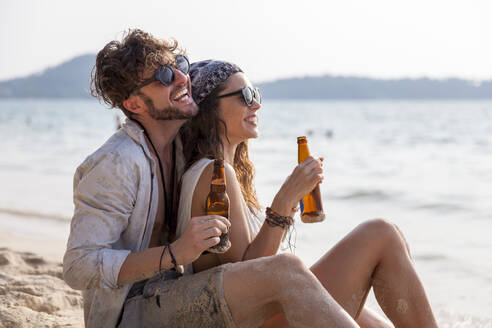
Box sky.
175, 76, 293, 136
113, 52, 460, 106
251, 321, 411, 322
1, 0, 491, 83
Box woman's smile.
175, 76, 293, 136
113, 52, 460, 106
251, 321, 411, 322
244, 114, 258, 126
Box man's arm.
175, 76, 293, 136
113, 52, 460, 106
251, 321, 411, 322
63, 152, 138, 290
117, 215, 230, 285
63, 151, 231, 289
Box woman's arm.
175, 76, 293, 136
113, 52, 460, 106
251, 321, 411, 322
240, 156, 324, 261
191, 157, 323, 269
191, 161, 282, 268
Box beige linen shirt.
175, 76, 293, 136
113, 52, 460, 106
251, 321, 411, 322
63, 118, 185, 328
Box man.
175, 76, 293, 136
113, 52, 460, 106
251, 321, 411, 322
63, 29, 359, 327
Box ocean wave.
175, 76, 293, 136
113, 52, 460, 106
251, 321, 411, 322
0, 163, 30, 171
0, 208, 70, 222
413, 253, 448, 261
414, 203, 467, 213
335, 190, 392, 201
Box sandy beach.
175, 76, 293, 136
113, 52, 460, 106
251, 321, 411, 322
1, 99, 492, 327
0, 213, 83, 328
2, 211, 492, 328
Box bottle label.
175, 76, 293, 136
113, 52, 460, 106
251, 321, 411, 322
207, 210, 228, 218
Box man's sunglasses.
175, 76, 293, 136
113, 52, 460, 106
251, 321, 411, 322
132, 55, 190, 93
217, 86, 262, 107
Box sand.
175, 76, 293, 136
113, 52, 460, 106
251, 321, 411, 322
0, 247, 83, 328
0, 215, 84, 328
1, 212, 492, 328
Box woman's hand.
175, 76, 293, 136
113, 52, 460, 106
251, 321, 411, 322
271, 156, 324, 216
172, 215, 230, 265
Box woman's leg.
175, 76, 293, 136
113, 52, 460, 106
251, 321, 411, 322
261, 218, 438, 328
357, 307, 393, 328
261, 307, 392, 328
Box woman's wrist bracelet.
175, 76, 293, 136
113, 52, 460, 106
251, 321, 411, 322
265, 207, 294, 229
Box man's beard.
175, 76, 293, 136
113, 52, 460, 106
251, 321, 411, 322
138, 91, 198, 121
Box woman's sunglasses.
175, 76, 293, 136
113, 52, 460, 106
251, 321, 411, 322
217, 86, 262, 107
132, 55, 190, 93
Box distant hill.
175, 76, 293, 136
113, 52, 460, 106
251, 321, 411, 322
0, 54, 491, 99
0, 54, 95, 98
258, 76, 492, 99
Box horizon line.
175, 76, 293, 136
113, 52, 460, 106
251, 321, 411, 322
0, 53, 491, 84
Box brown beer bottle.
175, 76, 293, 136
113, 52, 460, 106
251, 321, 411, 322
206, 159, 232, 253
297, 136, 325, 223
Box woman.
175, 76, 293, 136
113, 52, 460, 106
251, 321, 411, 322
177, 60, 438, 328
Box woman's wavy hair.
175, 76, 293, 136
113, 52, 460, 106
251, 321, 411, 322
181, 83, 261, 215
90, 28, 184, 117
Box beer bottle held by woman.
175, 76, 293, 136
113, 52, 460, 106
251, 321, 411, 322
297, 136, 325, 223
206, 159, 232, 253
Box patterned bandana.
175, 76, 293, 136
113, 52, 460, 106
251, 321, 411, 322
190, 60, 243, 104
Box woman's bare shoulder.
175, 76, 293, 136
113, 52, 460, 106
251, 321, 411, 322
223, 162, 243, 197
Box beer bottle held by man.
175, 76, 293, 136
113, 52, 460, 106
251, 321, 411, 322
297, 136, 325, 223
206, 159, 232, 253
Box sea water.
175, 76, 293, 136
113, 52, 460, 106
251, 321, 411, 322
1, 98, 491, 326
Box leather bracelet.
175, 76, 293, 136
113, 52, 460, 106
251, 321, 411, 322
265, 207, 294, 229
167, 243, 181, 272
159, 245, 168, 275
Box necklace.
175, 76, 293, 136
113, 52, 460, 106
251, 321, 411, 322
137, 122, 174, 239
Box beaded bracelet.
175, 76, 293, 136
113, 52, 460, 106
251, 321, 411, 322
265, 207, 294, 229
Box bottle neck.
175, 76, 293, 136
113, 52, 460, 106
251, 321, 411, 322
298, 143, 311, 163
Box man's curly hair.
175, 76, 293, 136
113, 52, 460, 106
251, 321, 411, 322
90, 29, 184, 117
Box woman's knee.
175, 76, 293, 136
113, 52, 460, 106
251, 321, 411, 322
358, 218, 411, 257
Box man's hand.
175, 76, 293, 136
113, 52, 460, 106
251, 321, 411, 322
117, 215, 229, 285
172, 215, 231, 265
